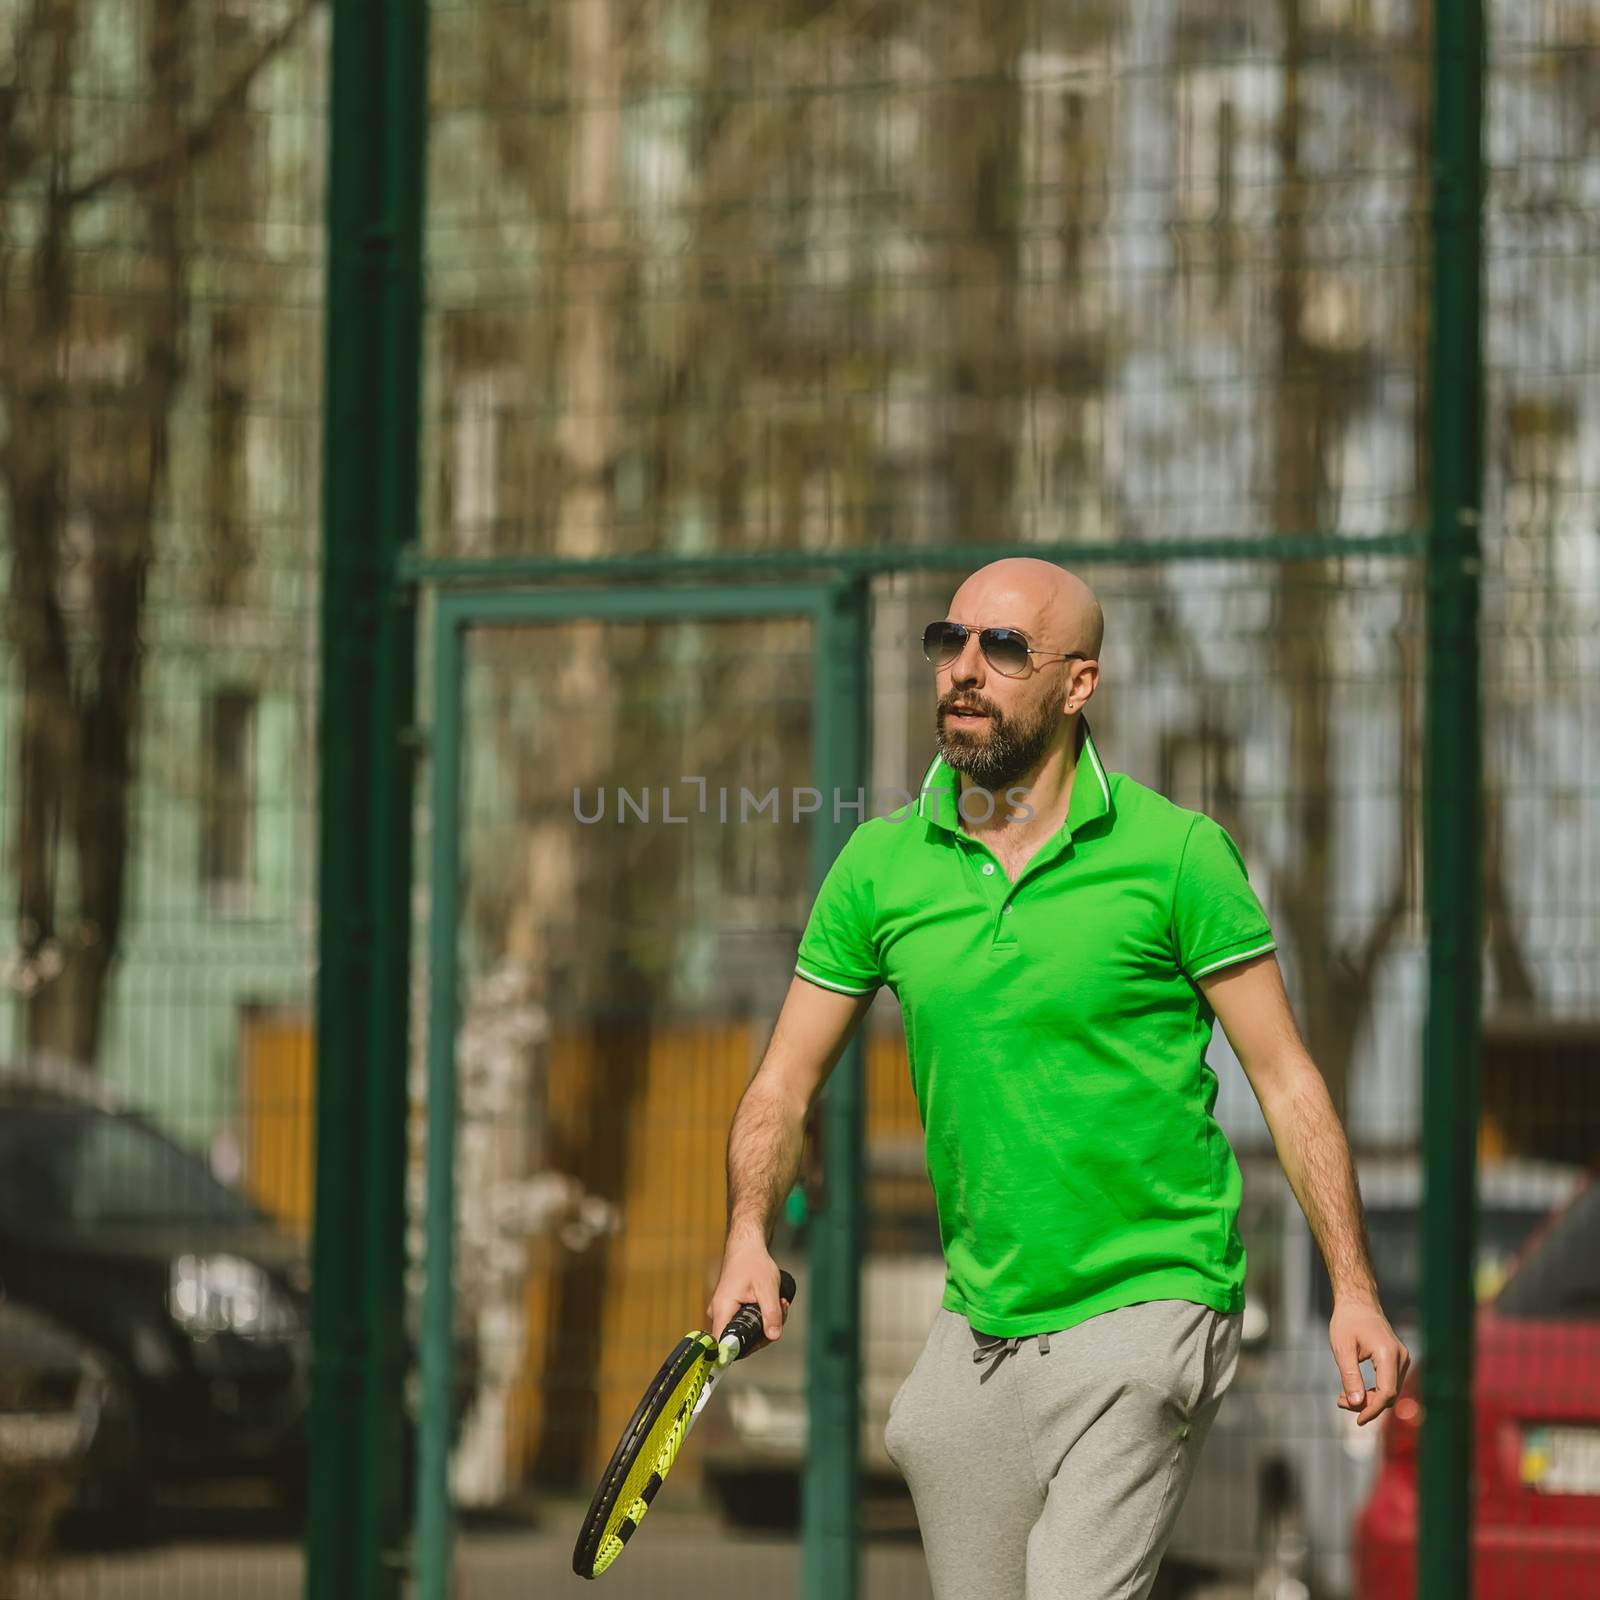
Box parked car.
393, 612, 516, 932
695, 1138, 946, 1524
0, 1294, 108, 1558
1164, 1153, 1586, 1599
0, 1062, 312, 1508
1353, 1168, 1600, 1598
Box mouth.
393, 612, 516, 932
943, 704, 992, 724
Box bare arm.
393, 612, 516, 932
1200, 954, 1411, 1425
706, 975, 874, 1343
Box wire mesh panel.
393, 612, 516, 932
436, 611, 834, 1594
0, 2, 325, 1595
0, 0, 1595, 1594
1481, 0, 1600, 1141
1455, 9, 1600, 1596
420, 0, 1429, 566
412, 0, 1599, 1584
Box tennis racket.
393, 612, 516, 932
571, 1268, 797, 1579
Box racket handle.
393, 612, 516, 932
718, 1269, 797, 1361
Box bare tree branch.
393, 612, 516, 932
62, 0, 318, 208
1483, 771, 1538, 1010
0, 0, 68, 187
1348, 876, 1409, 1001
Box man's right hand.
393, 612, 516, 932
705, 1242, 791, 1355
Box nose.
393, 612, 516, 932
949, 631, 985, 687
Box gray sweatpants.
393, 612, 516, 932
883, 1299, 1242, 1600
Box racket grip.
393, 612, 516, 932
719, 1269, 797, 1360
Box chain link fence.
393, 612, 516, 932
0, 0, 1594, 1595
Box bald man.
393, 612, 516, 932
706, 559, 1407, 1599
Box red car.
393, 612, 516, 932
1355, 1171, 1600, 1598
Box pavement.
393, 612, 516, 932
34, 1498, 1256, 1599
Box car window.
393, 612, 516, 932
1308, 1204, 1555, 1325
1494, 1182, 1600, 1322
0, 1108, 260, 1228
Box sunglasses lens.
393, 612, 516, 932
923, 622, 965, 666
981, 630, 1031, 675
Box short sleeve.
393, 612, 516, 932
794, 832, 883, 997
1172, 814, 1277, 981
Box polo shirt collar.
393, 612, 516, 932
915, 715, 1114, 839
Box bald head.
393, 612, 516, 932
947, 558, 1103, 661
931, 558, 1103, 792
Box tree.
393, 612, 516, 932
1261, 0, 1413, 1122
0, 0, 315, 1063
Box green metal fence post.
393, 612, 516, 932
804, 578, 871, 1600
1420, 1, 1485, 1597
308, 3, 430, 1597
417, 601, 468, 1599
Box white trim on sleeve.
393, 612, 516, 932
794, 963, 877, 996
1187, 940, 1277, 980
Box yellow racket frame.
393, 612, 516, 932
573, 1331, 720, 1578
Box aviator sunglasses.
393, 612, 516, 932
922, 620, 1088, 678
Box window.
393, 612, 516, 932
201, 688, 257, 903
206, 309, 251, 605
1308, 1203, 1560, 1325
1495, 1183, 1600, 1322
0, 1108, 261, 1229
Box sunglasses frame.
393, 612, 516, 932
923, 620, 1089, 678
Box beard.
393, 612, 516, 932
935, 692, 1060, 794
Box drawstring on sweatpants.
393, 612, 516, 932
972, 1328, 1052, 1382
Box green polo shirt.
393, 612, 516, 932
794, 717, 1277, 1337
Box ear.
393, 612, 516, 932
1064, 659, 1099, 714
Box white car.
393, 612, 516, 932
695, 1140, 945, 1525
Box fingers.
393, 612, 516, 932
1333, 1336, 1368, 1413
1356, 1341, 1397, 1426
705, 1284, 743, 1340
1332, 1326, 1412, 1426
703, 1291, 736, 1340
704, 1254, 787, 1354
755, 1270, 797, 1345
1359, 1337, 1412, 1425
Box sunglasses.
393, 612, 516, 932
922, 621, 1088, 679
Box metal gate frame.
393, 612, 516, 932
417, 581, 870, 1599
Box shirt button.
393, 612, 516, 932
982, 863, 996, 876
1002, 905, 1013, 915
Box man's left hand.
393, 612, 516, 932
1329, 1298, 1411, 1427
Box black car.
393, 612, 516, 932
0, 1068, 311, 1508
0, 1294, 108, 1557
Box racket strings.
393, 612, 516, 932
587, 1337, 717, 1577
609, 1366, 703, 1517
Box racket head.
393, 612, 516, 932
572, 1331, 717, 1579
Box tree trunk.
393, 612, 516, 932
930, 2, 1024, 540
17, 0, 189, 1062
1, 0, 306, 1065
1266, 0, 1405, 1121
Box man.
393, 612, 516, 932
705, 557, 1409, 1599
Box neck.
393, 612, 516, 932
959, 717, 1083, 844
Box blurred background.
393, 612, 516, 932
0, 0, 1596, 1597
